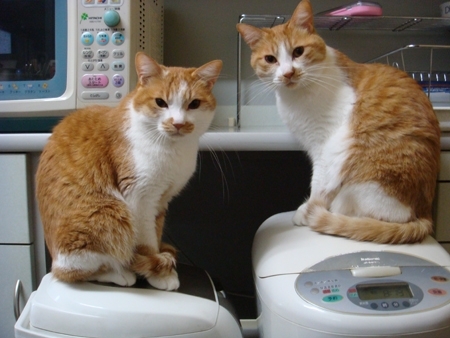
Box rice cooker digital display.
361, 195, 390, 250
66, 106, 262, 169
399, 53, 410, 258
356, 282, 413, 300
295, 251, 450, 315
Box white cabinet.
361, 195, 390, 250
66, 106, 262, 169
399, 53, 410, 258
435, 152, 450, 246
0, 154, 35, 338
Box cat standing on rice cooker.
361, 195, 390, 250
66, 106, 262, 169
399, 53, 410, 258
237, 0, 440, 244
36, 52, 222, 289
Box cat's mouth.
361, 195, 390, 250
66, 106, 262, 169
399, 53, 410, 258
280, 78, 299, 89
162, 121, 195, 138
285, 80, 298, 88
276, 76, 299, 89
164, 129, 186, 138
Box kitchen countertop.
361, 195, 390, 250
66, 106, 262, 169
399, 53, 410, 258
0, 127, 302, 152
1, 127, 450, 152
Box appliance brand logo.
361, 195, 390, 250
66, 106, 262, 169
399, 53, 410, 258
80, 13, 103, 24
361, 257, 380, 264
80, 13, 88, 24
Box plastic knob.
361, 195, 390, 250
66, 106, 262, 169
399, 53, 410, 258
104, 10, 120, 27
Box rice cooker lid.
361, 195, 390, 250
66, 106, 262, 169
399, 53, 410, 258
252, 212, 450, 278
29, 271, 218, 337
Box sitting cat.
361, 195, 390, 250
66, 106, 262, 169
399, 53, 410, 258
237, 0, 440, 244
36, 52, 222, 289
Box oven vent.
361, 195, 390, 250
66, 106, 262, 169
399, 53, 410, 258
137, 0, 164, 63
139, 0, 146, 51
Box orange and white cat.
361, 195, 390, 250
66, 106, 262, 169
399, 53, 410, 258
36, 52, 222, 289
237, 0, 440, 244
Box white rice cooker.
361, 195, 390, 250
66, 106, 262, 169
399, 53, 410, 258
253, 211, 450, 338
15, 264, 243, 338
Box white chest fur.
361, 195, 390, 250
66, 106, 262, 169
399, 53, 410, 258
124, 110, 199, 246
275, 48, 355, 162
275, 48, 356, 197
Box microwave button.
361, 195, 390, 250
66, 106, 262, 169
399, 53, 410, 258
97, 50, 109, 59
104, 10, 121, 27
112, 74, 125, 87
112, 61, 125, 71
111, 32, 125, 46
112, 49, 125, 58
81, 32, 94, 46
96, 32, 110, 46
81, 91, 110, 100
82, 50, 95, 59
97, 63, 110, 71
82, 62, 94, 71
81, 74, 109, 88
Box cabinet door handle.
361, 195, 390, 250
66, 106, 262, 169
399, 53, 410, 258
14, 279, 23, 321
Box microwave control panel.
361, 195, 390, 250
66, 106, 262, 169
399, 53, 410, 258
77, 0, 163, 107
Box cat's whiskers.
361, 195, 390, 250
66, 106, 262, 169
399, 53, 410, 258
242, 79, 277, 105
298, 66, 344, 93
204, 143, 231, 203
142, 123, 169, 147
201, 123, 239, 203
303, 64, 345, 82
302, 75, 342, 93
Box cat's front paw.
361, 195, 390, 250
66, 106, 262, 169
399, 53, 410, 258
293, 203, 309, 226
147, 269, 180, 291
131, 247, 180, 290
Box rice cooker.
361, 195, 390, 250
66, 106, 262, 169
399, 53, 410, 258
253, 211, 450, 338
15, 264, 243, 338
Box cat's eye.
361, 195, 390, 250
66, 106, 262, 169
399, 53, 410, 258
264, 55, 277, 64
293, 47, 305, 58
155, 98, 168, 108
188, 99, 201, 110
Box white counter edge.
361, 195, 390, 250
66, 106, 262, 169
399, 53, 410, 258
0, 129, 303, 152
1, 130, 449, 152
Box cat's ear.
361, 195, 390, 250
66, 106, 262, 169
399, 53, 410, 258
236, 23, 264, 49
135, 52, 163, 85
192, 60, 223, 89
288, 0, 315, 33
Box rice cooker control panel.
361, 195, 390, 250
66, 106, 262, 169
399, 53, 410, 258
295, 252, 450, 314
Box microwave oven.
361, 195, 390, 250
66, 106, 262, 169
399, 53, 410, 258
0, 0, 163, 132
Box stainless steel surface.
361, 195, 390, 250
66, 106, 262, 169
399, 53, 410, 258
14, 279, 22, 321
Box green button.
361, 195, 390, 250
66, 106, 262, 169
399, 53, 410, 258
323, 295, 344, 303
332, 288, 339, 293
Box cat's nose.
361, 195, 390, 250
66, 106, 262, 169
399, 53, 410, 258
173, 123, 185, 131
283, 71, 294, 79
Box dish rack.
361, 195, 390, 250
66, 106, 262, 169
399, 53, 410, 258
367, 44, 450, 104
238, 15, 450, 32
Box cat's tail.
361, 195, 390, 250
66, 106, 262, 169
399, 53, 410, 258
303, 200, 433, 244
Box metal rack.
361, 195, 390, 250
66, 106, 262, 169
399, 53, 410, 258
236, 15, 450, 127
367, 44, 450, 101
315, 16, 450, 31
238, 14, 450, 31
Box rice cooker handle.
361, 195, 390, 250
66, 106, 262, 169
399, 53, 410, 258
14, 279, 22, 321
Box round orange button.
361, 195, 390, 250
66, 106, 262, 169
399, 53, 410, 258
428, 288, 447, 296
431, 276, 449, 283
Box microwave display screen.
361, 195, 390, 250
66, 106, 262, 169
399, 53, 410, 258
0, 0, 55, 81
